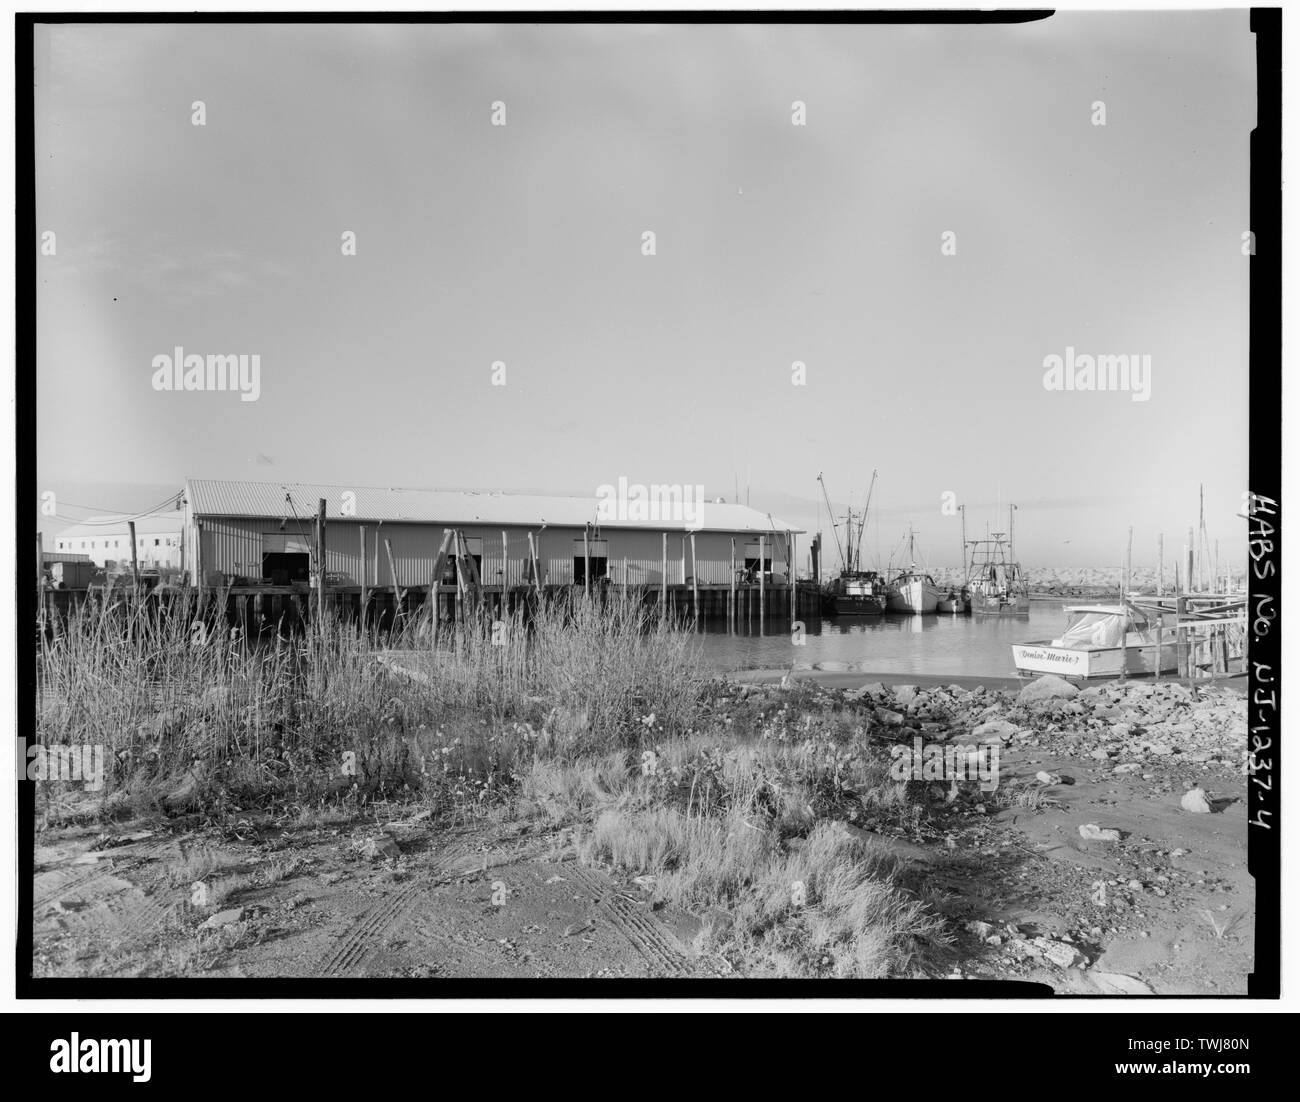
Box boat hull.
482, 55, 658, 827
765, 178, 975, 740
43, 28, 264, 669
1011, 638, 1179, 680
824, 594, 887, 616
886, 578, 942, 614
970, 593, 1030, 617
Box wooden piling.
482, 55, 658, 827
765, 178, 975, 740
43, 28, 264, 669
384, 537, 400, 623
315, 499, 327, 623
661, 533, 667, 611
1157, 532, 1163, 597
789, 530, 796, 621
690, 533, 699, 622
527, 531, 541, 598
1155, 613, 1163, 682
1176, 593, 1189, 678
359, 526, 369, 614
759, 534, 766, 630
729, 537, 736, 629
584, 526, 591, 597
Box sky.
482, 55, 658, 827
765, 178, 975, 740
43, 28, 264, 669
34, 14, 1256, 569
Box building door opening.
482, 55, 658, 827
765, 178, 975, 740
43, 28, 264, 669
743, 542, 773, 583
440, 537, 483, 585
573, 539, 609, 585
263, 533, 312, 585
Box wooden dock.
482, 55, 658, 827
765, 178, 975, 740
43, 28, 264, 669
37, 578, 823, 638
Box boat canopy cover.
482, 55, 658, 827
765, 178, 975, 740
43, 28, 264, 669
1052, 610, 1127, 649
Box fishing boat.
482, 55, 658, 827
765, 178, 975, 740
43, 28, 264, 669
816, 471, 888, 616
822, 569, 889, 616
966, 529, 1029, 617
885, 527, 943, 614
1011, 603, 1179, 680
936, 586, 969, 614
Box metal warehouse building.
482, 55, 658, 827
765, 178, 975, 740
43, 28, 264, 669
183, 478, 804, 594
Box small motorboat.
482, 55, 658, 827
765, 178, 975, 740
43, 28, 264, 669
1011, 603, 1178, 680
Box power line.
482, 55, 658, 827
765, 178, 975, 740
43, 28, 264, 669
46, 492, 184, 526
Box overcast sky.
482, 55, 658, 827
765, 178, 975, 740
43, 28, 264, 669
35, 14, 1255, 568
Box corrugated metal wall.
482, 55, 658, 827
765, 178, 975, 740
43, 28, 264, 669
192, 518, 795, 586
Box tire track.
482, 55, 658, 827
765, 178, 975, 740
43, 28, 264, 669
566, 865, 688, 976
319, 842, 469, 977
34, 839, 173, 908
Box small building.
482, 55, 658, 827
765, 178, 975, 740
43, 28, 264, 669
41, 550, 91, 565
183, 478, 802, 590
50, 511, 185, 570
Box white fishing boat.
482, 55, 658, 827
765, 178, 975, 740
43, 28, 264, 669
886, 527, 943, 613
1011, 604, 1179, 680
887, 570, 942, 613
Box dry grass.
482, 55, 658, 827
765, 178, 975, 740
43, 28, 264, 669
578, 737, 945, 977
36, 591, 708, 812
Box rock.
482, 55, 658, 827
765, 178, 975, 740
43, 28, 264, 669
860, 682, 886, 699
201, 906, 249, 929
1035, 771, 1062, 785
1089, 748, 1112, 760
875, 708, 905, 727
972, 719, 1017, 743
1079, 823, 1122, 843
964, 920, 996, 940
893, 684, 919, 708
1180, 787, 1212, 814
1127, 880, 1144, 891
1033, 937, 1087, 968
359, 833, 402, 860
163, 764, 206, 811
1017, 675, 1080, 707
1113, 762, 1141, 774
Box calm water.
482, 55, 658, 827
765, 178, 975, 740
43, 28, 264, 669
695, 600, 1073, 679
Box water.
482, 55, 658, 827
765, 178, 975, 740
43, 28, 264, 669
695, 601, 1074, 679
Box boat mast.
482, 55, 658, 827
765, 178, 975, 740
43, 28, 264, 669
856, 469, 877, 572
959, 503, 967, 581
816, 473, 846, 574
1009, 503, 1017, 583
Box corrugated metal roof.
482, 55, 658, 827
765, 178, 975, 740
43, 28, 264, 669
185, 479, 802, 534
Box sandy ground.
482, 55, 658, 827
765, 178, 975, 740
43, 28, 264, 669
30, 673, 1252, 991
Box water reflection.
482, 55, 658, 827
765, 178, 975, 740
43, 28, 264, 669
695, 603, 1066, 679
